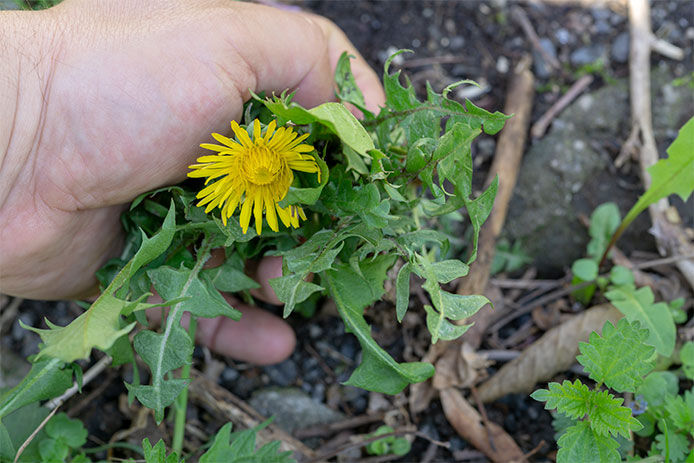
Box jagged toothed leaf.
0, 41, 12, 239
665, 389, 694, 434
0, 358, 71, 419
21, 203, 177, 363
335, 52, 371, 118
588, 389, 643, 438
577, 319, 655, 392
270, 275, 324, 318
142, 438, 183, 463
200, 423, 294, 463
380, 50, 509, 143
126, 380, 189, 424
417, 254, 489, 343
557, 421, 620, 463
655, 419, 690, 463
45, 413, 87, 448
148, 265, 241, 320
605, 284, 675, 356
531, 380, 592, 420
621, 116, 694, 231
324, 257, 434, 394
23, 295, 136, 363
279, 157, 330, 207
129, 324, 193, 423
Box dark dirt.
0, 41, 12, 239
2, 1, 693, 462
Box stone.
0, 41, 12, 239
532, 38, 557, 79
249, 387, 344, 435
505, 70, 694, 273
611, 32, 630, 64
263, 359, 298, 387
570, 44, 606, 67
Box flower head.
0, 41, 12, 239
188, 119, 320, 234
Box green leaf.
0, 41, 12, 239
39, 437, 69, 462
655, 419, 690, 463
142, 439, 183, 463
395, 263, 411, 322
0, 358, 71, 419
571, 258, 598, 305
681, 342, 694, 380
609, 265, 634, 287
532, 380, 592, 420
148, 265, 241, 320
335, 52, 372, 117
604, 284, 676, 356
278, 157, 330, 207
45, 413, 87, 448
23, 202, 177, 363
636, 371, 679, 409
202, 255, 260, 293
129, 324, 192, 423
324, 258, 434, 394
665, 389, 694, 433
620, 116, 694, 234
418, 254, 489, 343
0, 403, 51, 462
490, 239, 531, 275
127, 379, 189, 424
588, 389, 643, 438
199, 423, 295, 463
24, 296, 136, 363
531, 380, 642, 439
577, 319, 655, 392
556, 421, 620, 463
260, 95, 374, 156
587, 202, 621, 260
269, 274, 324, 318
0, 421, 13, 461
429, 259, 470, 283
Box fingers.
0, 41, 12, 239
146, 291, 295, 365
183, 297, 295, 365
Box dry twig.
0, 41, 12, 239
530, 75, 594, 138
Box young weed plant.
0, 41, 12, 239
0, 51, 508, 462
533, 117, 694, 462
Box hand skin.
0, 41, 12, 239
0, 0, 384, 364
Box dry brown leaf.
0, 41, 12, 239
476, 304, 621, 403
440, 388, 526, 462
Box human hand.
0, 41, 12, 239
0, 0, 384, 364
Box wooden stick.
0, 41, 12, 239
530, 75, 594, 138
187, 369, 316, 461
511, 7, 560, 72
628, 0, 694, 289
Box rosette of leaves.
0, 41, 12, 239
3, 50, 507, 427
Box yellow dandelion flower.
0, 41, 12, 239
188, 119, 320, 234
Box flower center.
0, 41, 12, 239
243, 145, 283, 186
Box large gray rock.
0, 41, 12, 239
249, 387, 344, 435
505, 70, 693, 273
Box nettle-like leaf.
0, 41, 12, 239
142, 438, 183, 463
0, 358, 72, 419
531, 380, 641, 438
416, 254, 489, 343
577, 319, 655, 392
199, 423, 294, 463
604, 284, 676, 356
23, 202, 177, 363
655, 419, 690, 463
557, 421, 620, 463
324, 256, 434, 394
665, 389, 694, 434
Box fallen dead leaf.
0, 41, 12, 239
476, 304, 621, 403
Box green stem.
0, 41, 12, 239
172, 315, 197, 456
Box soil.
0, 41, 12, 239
1, 1, 693, 462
